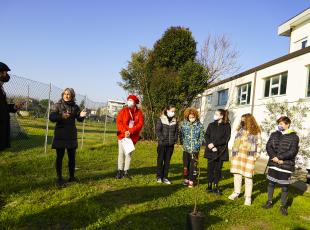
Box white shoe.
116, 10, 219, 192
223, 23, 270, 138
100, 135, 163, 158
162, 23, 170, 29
228, 192, 240, 200
244, 197, 252, 206
163, 178, 171, 185
157, 178, 162, 183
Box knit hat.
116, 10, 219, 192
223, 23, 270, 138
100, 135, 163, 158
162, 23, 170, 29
127, 95, 140, 104
0, 62, 11, 72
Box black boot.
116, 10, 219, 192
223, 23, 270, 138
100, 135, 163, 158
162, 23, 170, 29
123, 170, 132, 179
213, 184, 222, 195
280, 206, 288, 216
206, 183, 213, 193
115, 170, 124, 179
262, 201, 273, 209
56, 177, 65, 187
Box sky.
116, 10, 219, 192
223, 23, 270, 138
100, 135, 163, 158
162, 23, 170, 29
1, 0, 309, 102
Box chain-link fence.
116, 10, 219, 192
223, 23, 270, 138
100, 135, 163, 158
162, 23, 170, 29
4, 74, 118, 153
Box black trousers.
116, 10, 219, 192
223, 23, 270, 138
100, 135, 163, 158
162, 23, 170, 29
156, 144, 174, 179
207, 159, 223, 185
267, 180, 289, 206
183, 152, 199, 181
56, 148, 76, 179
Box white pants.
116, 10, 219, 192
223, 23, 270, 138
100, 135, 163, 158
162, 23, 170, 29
233, 173, 253, 198
117, 140, 132, 171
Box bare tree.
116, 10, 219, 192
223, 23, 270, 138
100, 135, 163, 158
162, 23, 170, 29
199, 34, 241, 84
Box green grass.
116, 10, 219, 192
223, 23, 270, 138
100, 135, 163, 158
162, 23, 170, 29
0, 118, 309, 229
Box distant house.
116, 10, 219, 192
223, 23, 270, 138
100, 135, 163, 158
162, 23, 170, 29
193, 8, 310, 153
107, 100, 126, 117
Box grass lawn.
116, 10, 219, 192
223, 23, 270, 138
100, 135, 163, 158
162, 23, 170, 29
0, 118, 309, 229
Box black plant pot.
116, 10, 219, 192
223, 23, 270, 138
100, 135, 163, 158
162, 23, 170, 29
307, 169, 310, 184
187, 211, 205, 230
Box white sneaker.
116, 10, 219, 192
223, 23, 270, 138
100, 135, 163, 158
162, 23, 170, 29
244, 197, 252, 206
157, 178, 162, 183
163, 178, 171, 185
228, 192, 240, 201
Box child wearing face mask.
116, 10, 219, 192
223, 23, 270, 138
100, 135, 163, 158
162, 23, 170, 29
263, 116, 299, 216
180, 108, 204, 188
204, 109, 231, 194
155, 105, 178, 184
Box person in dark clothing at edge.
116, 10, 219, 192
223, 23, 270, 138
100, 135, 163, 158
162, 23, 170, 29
263, 116, 299, 216
0, 62, 24, 152
155, 105, 178, 185
204, 109, 231, 195
49, 88, 87, 187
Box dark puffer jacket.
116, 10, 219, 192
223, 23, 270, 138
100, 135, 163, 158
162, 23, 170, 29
49, 100, 85, 149
204, 121, 231, 161
266, 130, 299, 172
156, 114, 178, 146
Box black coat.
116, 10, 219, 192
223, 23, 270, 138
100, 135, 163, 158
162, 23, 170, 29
204, 121, 231, 161
156, 114, 178, 146
0, 86, 16, 151
49, 100, 85, 149
266, 130, 299, 172
0, 86, 17, 151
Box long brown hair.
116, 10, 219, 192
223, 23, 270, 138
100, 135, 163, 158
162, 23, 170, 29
217, 109, 230, 123
237, 113, 261, 135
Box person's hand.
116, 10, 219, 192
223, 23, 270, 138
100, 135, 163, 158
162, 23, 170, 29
278, 160, 284, 165
208, 143, 214, 149
272, 157, 279, 163
62, 112, 70, 119
80, 110, 87, 117
212, 147, 217, 152
125, 131, 130, 138
14, 101, 25, 110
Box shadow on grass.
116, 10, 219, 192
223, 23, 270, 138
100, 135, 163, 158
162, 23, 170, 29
15, 185, 225, 230
8, 134, 49, 153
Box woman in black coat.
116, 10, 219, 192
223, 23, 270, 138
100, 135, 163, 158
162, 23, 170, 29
49, 88, 86, 186
155, 105, 178, 185
263, 116, 299, 216
204, 109, 231, 194
0, 62, 24, 151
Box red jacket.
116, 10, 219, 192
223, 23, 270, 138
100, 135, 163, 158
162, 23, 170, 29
116, 107, 144, 144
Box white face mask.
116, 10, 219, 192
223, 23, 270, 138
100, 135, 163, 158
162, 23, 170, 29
167, 111, 175, 118
213, 115, 219, 121
189, 118, 196, 123
127, 100, 135, 108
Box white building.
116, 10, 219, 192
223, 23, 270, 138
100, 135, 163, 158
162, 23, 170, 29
107, 100, 126, 117
196, 8, 310, 155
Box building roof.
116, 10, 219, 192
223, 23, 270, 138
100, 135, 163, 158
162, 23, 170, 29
278, 7, 310, 36
207, 45, 310, 89
108, 100, 126, 104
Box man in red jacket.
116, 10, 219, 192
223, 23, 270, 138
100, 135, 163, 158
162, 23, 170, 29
116, 95, 144, 179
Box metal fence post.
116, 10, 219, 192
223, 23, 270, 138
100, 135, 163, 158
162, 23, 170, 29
44, 83, 52, 154
80, 95, 87, 150
103, 111, 108, 143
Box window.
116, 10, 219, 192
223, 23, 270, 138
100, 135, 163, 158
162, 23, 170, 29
206, 94, 213, 106
192, 97, 202, 109
302, 40, 308, 49
237, 83, 251, 105
307, 67, 310, 97
264, 72, 287, 97
218, 89, 228, 106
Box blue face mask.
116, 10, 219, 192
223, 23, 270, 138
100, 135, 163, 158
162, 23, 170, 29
278, 125, 284, 132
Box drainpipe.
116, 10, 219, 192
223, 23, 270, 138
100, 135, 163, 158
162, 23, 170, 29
251, 71, 257, 115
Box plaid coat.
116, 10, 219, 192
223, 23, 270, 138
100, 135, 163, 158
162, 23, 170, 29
230, 130, 262, 178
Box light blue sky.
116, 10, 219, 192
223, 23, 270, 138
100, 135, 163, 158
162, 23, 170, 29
1, 1, 309, 102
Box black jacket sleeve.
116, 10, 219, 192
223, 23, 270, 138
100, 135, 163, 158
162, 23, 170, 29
155, 118, 164, 141
266, 133, 277, 158
8, 104, 17, 113
213, 124, 231, 147
49, 104, 62, 123
75, 106, 85, 122
278, 135, 299, 161
204, 124, 212, 146
174, 122, 179, 143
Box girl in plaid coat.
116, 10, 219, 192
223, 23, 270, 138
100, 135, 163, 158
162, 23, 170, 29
228, 113, 262, 206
